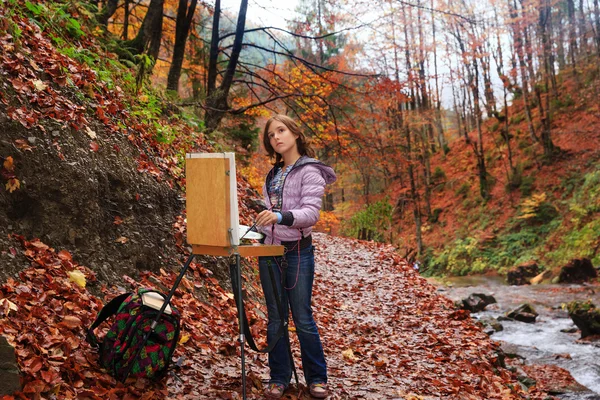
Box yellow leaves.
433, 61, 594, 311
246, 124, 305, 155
6, 178, 20, 193
517, 192, 557, 220
342, 348, 358, 361
67, 270, 86, 288
178, 333, 190, 345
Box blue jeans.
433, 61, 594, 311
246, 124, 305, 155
258, 245, 327, 387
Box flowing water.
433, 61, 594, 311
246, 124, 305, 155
432, 275, 600, 399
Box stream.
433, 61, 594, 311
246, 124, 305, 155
432, 275, 600, 399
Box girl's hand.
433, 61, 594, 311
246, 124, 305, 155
255, 210, 278, 226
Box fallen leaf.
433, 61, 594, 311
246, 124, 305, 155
115, 236, 128, 244
68, 270, 86, 288
90, 141, 99, 152
3, 156, 14, 171
342, 348, 358, 361
85, 126, 97, 139
32, 79, 47, 91
61, 315, 82, 329
58, 250, 72, 261
0, 298, 18, 315
114, 216, 123, 225
179, 334, 190, 345
15, 139, 34, 151
6, 178, 20, 193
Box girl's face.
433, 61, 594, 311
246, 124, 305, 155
267, 120, 299, 157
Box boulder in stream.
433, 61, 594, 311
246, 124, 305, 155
460, 293, 497, 312
505, 303, 538, 323
558, 258, 597, 283
566, 300, 600, 338
477, 317, 504, 335
506, 261, 540, 285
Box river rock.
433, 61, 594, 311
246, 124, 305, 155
558, 258, 597, 283
505, 303, 538, 323
460, 293, 497, 312
567, 300, 600, 338
521, 364, 589, 395
506, 261, 540, 285
477, 317, 504, 335
530, 269, 552, 285
0, 335, 21, 395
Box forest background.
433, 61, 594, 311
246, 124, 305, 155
3, 0, 600, 278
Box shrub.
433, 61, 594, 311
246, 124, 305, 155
456, 182, 471, 198
432, 167, 446, 182
510, 114, 525, 125
427, 237, 488, 276
430, 208, 443, 223
343, 199, 393, 242
517, 193, 559, 224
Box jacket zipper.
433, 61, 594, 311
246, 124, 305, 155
266, 157, 309, 243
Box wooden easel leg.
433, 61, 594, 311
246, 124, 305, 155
234, 253, 247, 400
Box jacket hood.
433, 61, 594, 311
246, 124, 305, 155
265, 156, 337, 189
293, 156, 337, 184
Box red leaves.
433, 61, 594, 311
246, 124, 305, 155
309, 234, 543, 399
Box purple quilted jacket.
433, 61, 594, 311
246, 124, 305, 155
258, 156, 336, 244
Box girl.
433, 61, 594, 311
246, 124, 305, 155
255, 115, 336, 399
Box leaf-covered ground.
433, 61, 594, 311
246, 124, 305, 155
0, 232, 551, 399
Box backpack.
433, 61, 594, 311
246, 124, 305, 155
86, 288, 181, 381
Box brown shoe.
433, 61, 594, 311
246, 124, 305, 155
265, 382, 286, 399
309, 382, 328, 398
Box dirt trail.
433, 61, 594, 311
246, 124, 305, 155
0, 233, 546, 399
307, 233, 533, 399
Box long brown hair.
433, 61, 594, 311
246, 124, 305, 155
262, 115, 315, 165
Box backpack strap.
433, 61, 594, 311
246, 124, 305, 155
86, 292, 131, 348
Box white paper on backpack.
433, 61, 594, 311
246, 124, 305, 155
141, 292, 172, 315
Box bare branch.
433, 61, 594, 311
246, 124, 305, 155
219, 24, 369, 42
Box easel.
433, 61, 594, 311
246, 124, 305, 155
186, 153, 283, 399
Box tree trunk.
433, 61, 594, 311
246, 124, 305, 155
405, 119, 423, 254
509, 0, 538, 143
122, 0, 130, 40
556, 8, 567, 69
124, 0, 164, 62
98, 0, 118, 26
594, 0, 600, 57
539, 0, 557, 158
567, 0, 579, 68
431, 0, 445, 150
494, 7, 515, 174
204, 0, 249, 134
167, 0, 198, 93
579, 0, 588, 56
420, 129, 433, 219
471, 57, 490, 200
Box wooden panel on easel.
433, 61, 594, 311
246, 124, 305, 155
186, 157, 230, 246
